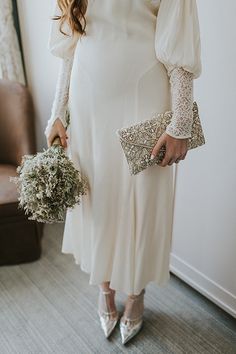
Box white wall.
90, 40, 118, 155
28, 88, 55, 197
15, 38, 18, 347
17, 0, 236, 317
170, 0, 236, 318
17, 0, 59, 150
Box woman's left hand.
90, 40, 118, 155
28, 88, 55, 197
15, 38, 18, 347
150, 132, 188, 167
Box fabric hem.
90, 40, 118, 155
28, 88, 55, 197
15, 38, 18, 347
61, 250, 170, 295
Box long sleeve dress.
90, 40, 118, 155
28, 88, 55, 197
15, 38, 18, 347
44, 0, 201, 295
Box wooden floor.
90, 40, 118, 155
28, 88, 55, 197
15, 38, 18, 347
0, 223, 236, 354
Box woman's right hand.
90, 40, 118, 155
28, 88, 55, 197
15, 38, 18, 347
46, 118, 68, 148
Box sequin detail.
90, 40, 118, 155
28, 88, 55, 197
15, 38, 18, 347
165, 67, 194, 139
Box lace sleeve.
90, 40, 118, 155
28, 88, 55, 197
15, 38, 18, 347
165, 67, 194, 139
44, 57, 73, 139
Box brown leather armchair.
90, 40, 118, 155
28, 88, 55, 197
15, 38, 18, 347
0, 79, 43, 265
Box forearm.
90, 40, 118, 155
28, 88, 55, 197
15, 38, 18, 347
165, 67, 194, 139
44, 57, 73, 138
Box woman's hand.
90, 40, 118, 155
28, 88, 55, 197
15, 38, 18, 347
150, 132, 188, 167
46, 118, 68, 148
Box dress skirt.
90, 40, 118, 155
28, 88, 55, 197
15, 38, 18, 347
62, 35, 175, 295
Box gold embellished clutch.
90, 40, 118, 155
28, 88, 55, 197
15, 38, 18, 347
115, 101, 206, 175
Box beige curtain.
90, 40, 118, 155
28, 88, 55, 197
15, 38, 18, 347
0, 0, 25, 84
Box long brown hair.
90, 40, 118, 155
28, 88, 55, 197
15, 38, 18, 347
54, 0, 88, 36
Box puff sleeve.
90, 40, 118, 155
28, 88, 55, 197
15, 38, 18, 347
44, 0, 80, 139
155, 0, 202, 139
47, 0, 80, 59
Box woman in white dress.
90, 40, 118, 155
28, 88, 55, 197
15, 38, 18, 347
45, 0, 201, 344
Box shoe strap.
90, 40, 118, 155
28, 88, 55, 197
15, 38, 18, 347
101, 310, 117, 315
122, 314, 143, 323
101, 290, 113, 294
128, 289, 145, 300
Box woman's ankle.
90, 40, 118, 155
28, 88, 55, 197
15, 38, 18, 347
128, 288, 145, 299
99, 281, 115, 293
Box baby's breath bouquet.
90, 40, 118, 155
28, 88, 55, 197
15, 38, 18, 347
10, 112, 89, 223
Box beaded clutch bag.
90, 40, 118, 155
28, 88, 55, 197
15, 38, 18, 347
115, 101, 205, 175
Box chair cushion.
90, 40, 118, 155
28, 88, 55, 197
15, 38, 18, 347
0, 164, 19, 204
0, 164, 25, 218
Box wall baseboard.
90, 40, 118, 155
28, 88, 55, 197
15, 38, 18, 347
170, 252, 236, 318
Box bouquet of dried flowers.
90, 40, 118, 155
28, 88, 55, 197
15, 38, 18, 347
9, 113, 89, 223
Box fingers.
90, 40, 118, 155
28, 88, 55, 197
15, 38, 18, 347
160, 152, 183, 167
159, 152, 177, 167
152, 134, 189, 167
56, 121, 68, 148
47, 133, 57, 148
168, 157, 177, 166
47, 124, 68, 149
151, 133, 166, 160
46, 136, 52, 148
58, 124, 68, 148
59, 134, 68, 148
165, 152, 187, 166
47, 130, 57, 148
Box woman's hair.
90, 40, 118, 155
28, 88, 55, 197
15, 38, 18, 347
54, 0, 88, 36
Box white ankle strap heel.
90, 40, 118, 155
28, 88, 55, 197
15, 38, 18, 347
97, 287, 120, 338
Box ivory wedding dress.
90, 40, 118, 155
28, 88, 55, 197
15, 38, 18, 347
45, 0, 201, 295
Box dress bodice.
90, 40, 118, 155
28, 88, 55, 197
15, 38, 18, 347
48, 0, 201, 79
84, 0, 161, 42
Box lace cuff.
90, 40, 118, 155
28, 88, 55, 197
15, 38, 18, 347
44, 57, 73, 138
165, 67, 194, 139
